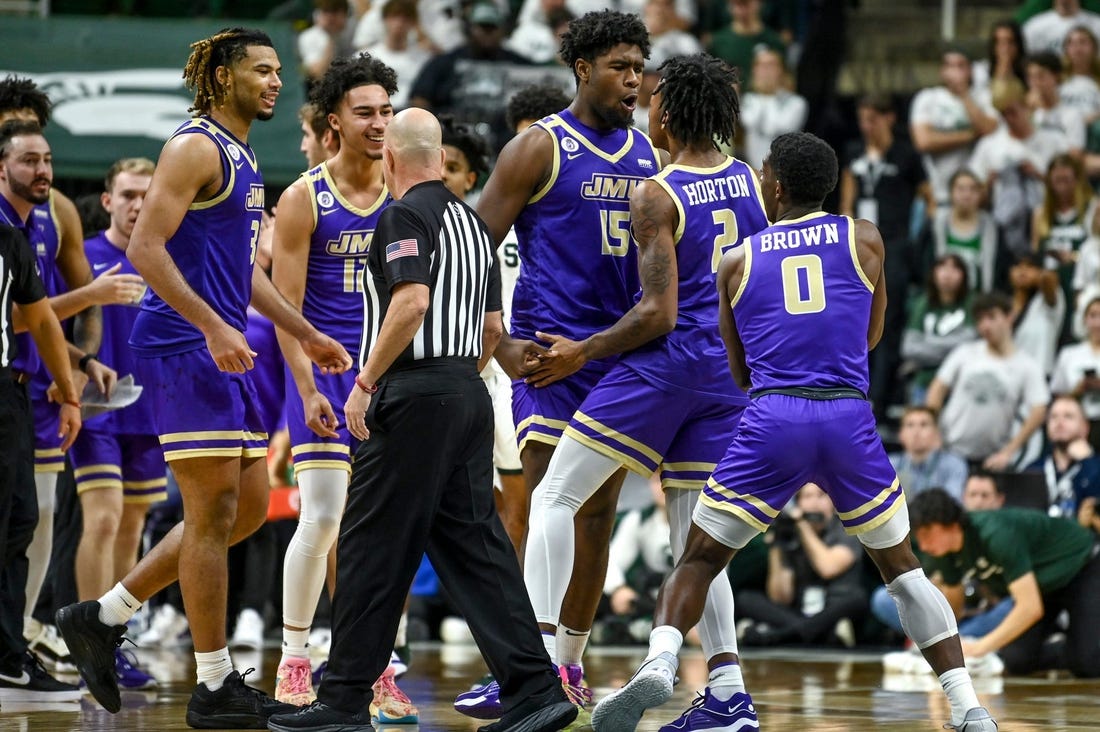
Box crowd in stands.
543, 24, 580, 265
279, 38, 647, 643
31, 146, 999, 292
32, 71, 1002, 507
11, 0, 1100, 692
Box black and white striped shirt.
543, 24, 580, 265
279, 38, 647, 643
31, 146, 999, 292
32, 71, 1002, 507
0, 225, 47, 368
359, 181, 501, 369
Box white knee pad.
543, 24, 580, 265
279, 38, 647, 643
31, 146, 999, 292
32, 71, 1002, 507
886, 568, 958, 650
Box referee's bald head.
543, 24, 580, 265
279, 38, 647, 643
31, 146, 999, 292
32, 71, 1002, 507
383, 108, 445, 195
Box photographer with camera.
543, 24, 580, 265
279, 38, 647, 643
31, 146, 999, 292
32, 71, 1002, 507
735, 484, 867, 647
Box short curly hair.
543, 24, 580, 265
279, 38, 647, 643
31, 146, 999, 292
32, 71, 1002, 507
654, 54, 739, 150
0, 76, 52, 127
309, 53, 398, 117
440, 116, 490, 182
908, 488, 968, 532
505, 84, 571, 130
767, 132, 838, 206
559, 10, 650, 83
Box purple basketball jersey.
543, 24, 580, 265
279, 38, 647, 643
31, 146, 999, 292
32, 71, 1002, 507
733, 213, 872, 394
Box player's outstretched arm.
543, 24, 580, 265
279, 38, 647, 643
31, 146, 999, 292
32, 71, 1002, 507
128, 133, 256, 373
855, 218, 888, 351
526, 178, 679, 387
716, 248, 750, 392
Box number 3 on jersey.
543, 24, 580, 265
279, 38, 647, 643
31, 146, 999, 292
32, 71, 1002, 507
781, 254, 826, 315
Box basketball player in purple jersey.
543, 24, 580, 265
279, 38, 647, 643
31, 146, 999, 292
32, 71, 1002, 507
593, 132, 997, 732
271, 53, 416, 723
456, 11, 659, 717
56, 28, 351, 728
523, 54, 768, 731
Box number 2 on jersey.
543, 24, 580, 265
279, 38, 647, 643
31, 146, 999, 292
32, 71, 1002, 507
781, 254, 826, 315
711, 209, 739, 272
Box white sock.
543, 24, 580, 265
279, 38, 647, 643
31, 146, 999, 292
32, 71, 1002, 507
939, 667, 981, 725
541, 631, 557, 665
647, 625, 684, 661
708, 662, 746, 701
281, 627, 310, 663
396, 612, 408, 648
98, 582, 141, 627
557, 624, 589, 667
195, 648, 234, 691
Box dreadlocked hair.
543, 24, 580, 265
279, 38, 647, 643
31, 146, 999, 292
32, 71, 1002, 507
440, 115, 490, 182
183, 27, 274, 115
309, 53, 399, 116
0, 76, 52, 127
655, 54, 740, 150
559, 10, 650, 83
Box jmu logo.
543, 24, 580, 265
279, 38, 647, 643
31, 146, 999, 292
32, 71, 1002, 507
326, 230, 374, 257
580, 174, 643, 202
246, 184, 265, 211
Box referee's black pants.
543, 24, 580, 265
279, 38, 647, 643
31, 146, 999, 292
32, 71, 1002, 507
319, 360, 561, 716
0, 378, 37, 670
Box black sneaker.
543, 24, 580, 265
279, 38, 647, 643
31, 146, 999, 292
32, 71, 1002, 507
267, 701, 373, 732
186, 669, 297, 729
478, 687, 578, 732
0, 651, 83, 702
56, 600, 126, 713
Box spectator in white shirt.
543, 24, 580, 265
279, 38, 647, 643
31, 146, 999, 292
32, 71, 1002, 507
1052, 297, 1100, 443
359, 0, 432, 109
1027, 51, 1087, 155
972, 20, 1028, 112
739, 47, 807, 171
910, 48, 999, 207
1010, 251, 1066, 377
299, 0, 356, 86
969, 77, 1071, 257
927, 292, 1050, 471
1060, 25, 1100, 123
1023, 0, 1100, 55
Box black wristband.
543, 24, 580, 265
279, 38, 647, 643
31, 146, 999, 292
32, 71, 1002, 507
78, 353, 97, 373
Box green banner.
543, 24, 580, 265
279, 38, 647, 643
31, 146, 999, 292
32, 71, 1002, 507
0, 15, 307, 186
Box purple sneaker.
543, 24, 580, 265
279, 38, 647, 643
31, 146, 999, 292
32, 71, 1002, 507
659, 689, 759, 732
114, 649, 157, 690
454, 677, 502, 720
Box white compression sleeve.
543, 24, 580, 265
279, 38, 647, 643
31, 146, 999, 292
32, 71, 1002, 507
666, 487, 740, 660
523, 436, 621, 626
282, 468, 347, 629
24, 472, 58, 618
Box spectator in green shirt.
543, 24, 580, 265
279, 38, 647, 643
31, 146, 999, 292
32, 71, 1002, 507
706, 0, 785, 89
910, 488, 1100, 677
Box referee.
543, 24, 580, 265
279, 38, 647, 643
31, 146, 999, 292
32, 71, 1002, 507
268, 109, 576, 732
0, 223, 81, 698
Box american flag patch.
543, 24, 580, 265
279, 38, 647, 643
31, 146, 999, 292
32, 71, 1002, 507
385, 238, 419, 262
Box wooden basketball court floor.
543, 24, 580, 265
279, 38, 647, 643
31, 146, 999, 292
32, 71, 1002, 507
4, 643, 1098, 731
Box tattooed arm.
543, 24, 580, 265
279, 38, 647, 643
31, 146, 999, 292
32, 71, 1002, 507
525, 180, 679, 387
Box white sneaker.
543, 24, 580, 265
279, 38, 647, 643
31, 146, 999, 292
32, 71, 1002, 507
136, 604, 190, 647
881, 647, 932, 675
591, 652, 676, 732
229, 608, 265, 650
24, 618, 76, 674
965, 652, 1005, 677
307, 626, 331, 657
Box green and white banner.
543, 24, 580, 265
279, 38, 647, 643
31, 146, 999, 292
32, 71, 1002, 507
1, 15, 306, 186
